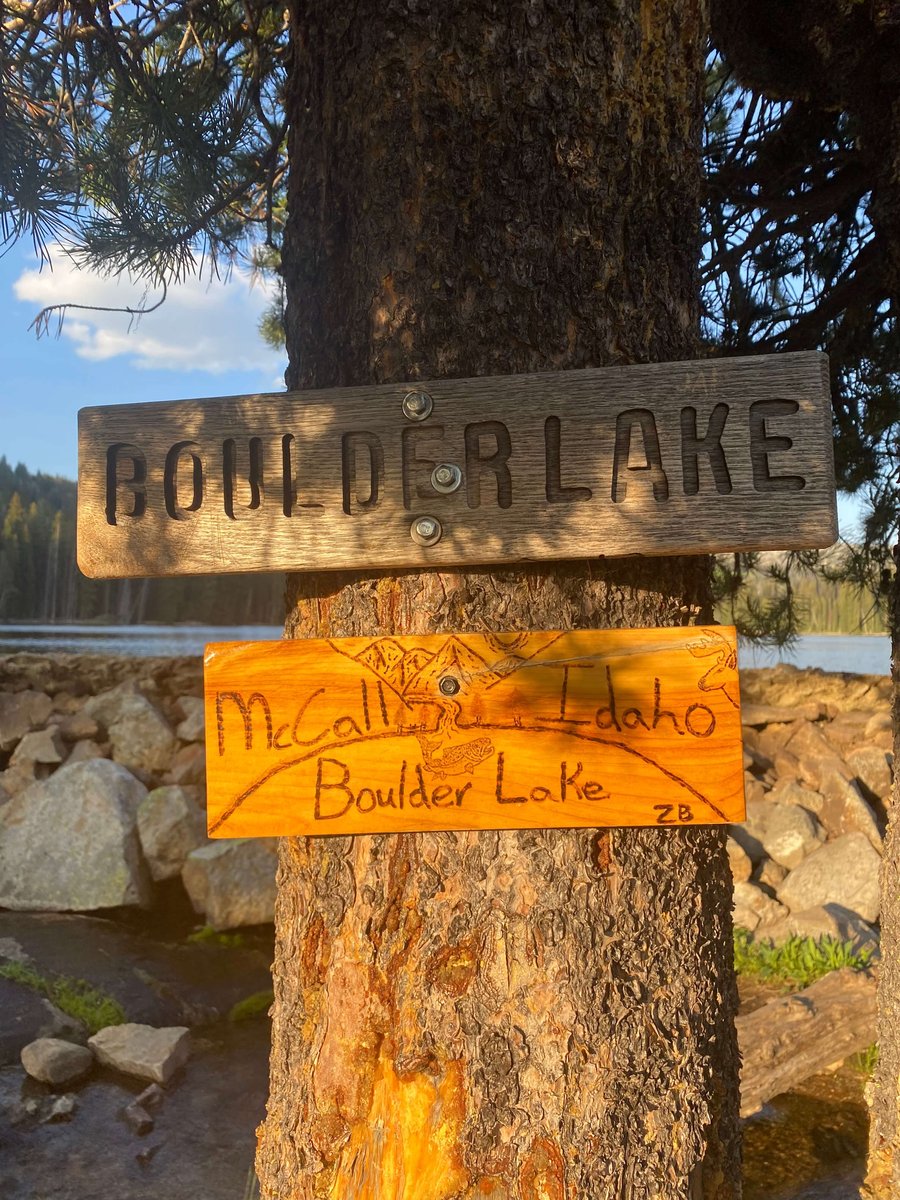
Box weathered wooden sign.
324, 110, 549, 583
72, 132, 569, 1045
203, 626, 745, 838
78, 352, 836, 578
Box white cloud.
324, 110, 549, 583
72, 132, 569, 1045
13, 249, 286, 376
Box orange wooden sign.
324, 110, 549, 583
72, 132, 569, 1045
203, 627, 745, 838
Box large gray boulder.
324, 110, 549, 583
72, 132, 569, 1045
777, 833, 882, 924
84, 687, 176, 775
137, 786, 207, 881
182, 840, 278, 930
88, 1024, 190, 1084
0, 760, 153, 911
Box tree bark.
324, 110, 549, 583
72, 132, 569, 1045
256, 3, 742, 1196
865, 546, 900, 1198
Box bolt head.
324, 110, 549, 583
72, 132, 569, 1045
402, 390, 434, 421
410, 515, 443, 546
439, 676, 461, 696
430, 462, 463, 494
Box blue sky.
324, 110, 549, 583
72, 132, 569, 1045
1, 240, 287, 481
0, 239, 865, 538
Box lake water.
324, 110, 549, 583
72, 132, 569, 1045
0, 624, 892, 676
738, 633, 891, 677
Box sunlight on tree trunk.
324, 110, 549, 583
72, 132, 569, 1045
865, 546, 900, 1198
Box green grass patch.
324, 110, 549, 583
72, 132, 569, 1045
851, 1043, 879, 1077
228, 990, 274, 1022
734, 927, 874, 991
186, 925, 246, 949
0, 961, 126, 1034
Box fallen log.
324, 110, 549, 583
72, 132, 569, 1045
736, 967, 877, 1117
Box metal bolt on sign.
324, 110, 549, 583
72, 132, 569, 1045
431, 463, 463, 493
439, 676, 461, 696
401, 390, 434, 421
411, 516, 443, 546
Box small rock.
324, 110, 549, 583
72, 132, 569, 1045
864, 711, 892, 737
0, 690, 53, 752
742, 744, 774, 777
743, 799, 824, 870
0, 936, 27, 963
771, 748, 801, 781
10, 726, 66, 767
742, 701, 826, 726
123, 1100, 154, 1135
768, 778, 825, 816
182, 840, 277, 930
777, 833, 882, 924
51, 692, 83, 716
0, 761, 42, 798
743, 777, 768, 806
754, 857, 788, 889
65, 739, 108, 765
86, 688, 177, 775
88, 1024, 191, 1085
175, 697, 205, 743
784, 720, 846, 783
733, 881, 788, 931
727, 836, 752, 883
823, 710, 877, 752
41, 1094, 77, 1123
755, 722, 796, 761
137, 786, 207, 881
729, 823, 764, 866
21, 1038, 93, 1087
168, 743, 206, 787
56, 711, 100, 742
816, 765, 883, 851
136, 1144, 161, 1167
846, 747, 893, 805
135, 1082, 165, 1111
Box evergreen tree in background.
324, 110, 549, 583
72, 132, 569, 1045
0, 457, 283, 623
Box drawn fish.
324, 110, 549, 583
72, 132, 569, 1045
417, 734, 495, 777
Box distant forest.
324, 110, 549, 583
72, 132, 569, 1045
0, 458, 283, 624
0, 458, 886, 633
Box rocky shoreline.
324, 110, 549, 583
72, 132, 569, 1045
0, 651, 893, 948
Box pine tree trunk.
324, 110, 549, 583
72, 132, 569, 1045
865, 547, 900, 1197
256, 2, 742, 1196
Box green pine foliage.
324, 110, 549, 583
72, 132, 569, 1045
0, 456, 282, 624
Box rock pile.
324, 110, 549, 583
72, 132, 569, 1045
0, 653, 275, 930
0, 651, 894, 948
731, 663, 893, 952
